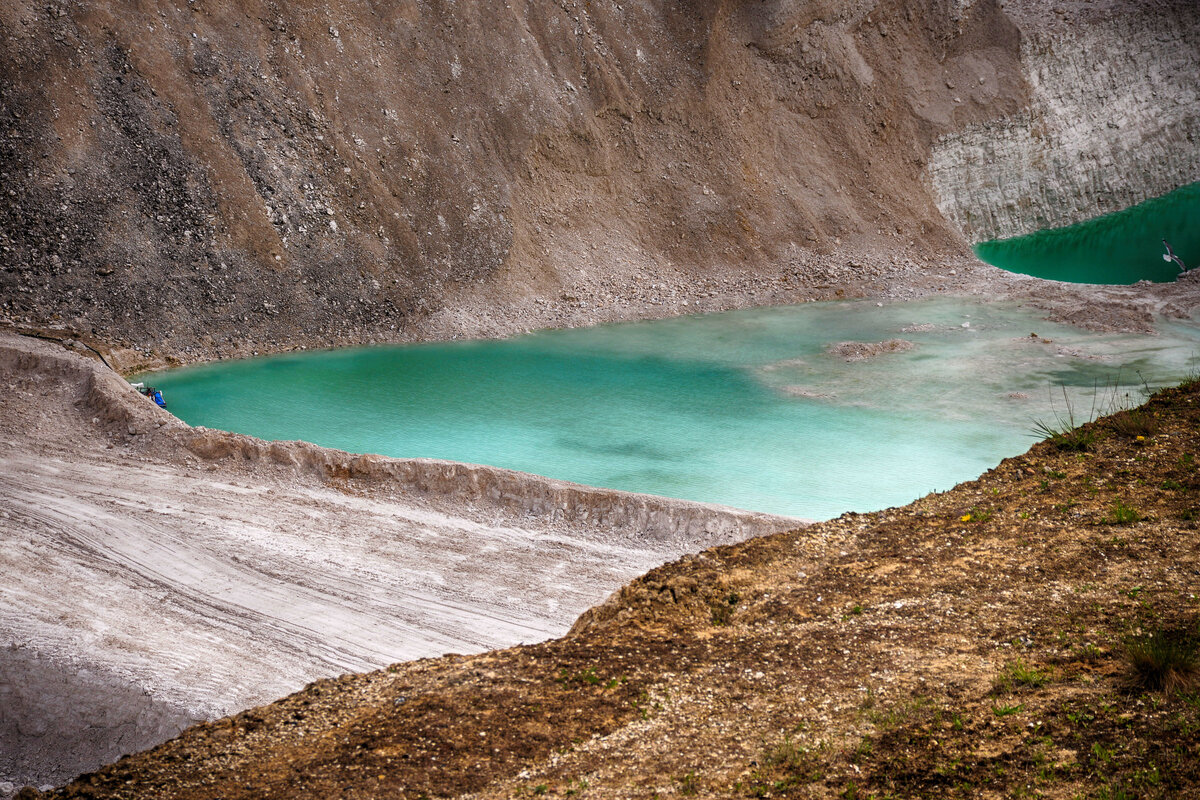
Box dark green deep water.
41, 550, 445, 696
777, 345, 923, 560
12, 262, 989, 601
975, 182, 1200, 284
142, 298, 1200, 520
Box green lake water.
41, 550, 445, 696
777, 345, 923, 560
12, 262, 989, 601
142, 298, 1200, 520
975, 182, 1200, 284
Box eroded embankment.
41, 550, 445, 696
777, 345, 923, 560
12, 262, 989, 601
0, 333, 798, 790
38, 372, 1200, 800
5, 333, 794, 542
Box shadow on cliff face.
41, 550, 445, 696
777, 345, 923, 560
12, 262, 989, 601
0, 0, 1027, 353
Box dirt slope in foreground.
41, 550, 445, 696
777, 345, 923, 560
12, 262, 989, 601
38, 382, 1200, 798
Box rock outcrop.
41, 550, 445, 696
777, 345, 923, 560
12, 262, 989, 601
929, 1, 1200, 242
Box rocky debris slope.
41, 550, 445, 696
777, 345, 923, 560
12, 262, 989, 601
1, 0, 1034, 359
930, 0, 1200, 242
30, 373, 1200, 799
0, 333, 797, 790
1, 1, 1194, 362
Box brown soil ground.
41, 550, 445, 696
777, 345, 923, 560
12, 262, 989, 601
29, 373, 1200, 799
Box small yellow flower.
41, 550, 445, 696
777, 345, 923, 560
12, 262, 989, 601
961, 513, 972, 522
1136, 435, 1145, 441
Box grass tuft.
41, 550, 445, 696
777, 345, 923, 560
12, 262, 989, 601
1108, 408, 1159, 438
1033, 379, 1156, 451
1123, 622, 1200, 693
1031, 418, 1096, 452
1031, 385, 1103, 451
993, 659, 1050, 693
1104, 499, 1142, 525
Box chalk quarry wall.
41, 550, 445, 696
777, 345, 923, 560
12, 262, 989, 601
929, 3, 1200, 243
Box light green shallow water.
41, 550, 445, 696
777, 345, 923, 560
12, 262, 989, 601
142, 298, 1200, 520
975, 182, 1200, 284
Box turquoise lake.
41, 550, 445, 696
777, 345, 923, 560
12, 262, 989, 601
142, 298, 1200, 520
975, 182, 1200, 284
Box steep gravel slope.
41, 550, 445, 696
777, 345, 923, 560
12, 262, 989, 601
1, 0, 1033, 360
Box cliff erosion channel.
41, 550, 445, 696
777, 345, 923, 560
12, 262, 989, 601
1, 0, 1199, 794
